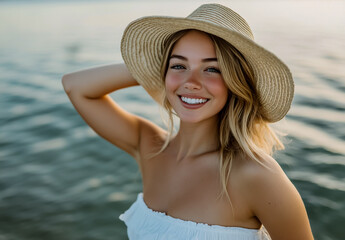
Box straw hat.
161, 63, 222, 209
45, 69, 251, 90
121, 3, 294, 122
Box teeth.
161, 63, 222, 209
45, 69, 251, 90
181, 96, 207, 104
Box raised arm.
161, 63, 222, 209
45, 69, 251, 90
62, 63, 149, 159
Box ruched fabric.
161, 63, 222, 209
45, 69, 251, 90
119, 193, 271, 240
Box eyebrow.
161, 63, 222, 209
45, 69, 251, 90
170, 54, 217, 62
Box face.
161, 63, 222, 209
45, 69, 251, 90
165, 30, 228, 123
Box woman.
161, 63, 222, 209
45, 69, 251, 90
62, 4, 314, 240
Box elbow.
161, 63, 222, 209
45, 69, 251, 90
61, 73, 73, 94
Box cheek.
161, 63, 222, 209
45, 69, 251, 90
206, 77, 228, 99
165, 72, 182, 93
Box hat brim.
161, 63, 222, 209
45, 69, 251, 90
121, 16, 294, 122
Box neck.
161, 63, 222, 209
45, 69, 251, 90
170, 116, 220, 162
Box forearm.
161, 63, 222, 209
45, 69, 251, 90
62, 63, 138, 98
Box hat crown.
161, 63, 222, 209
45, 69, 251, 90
187, 4, 254, 40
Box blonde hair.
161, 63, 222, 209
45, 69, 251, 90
158, 30, 284, 201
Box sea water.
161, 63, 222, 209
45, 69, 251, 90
0, 1, 344, 239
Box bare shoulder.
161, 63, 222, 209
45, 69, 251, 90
233, 153, 285, 183
233, 154, 314, 240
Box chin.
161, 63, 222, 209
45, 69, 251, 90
178, 113, 216, 124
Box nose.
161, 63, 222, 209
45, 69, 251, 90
184, 70, 201, 90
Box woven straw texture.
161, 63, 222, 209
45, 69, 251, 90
121, 3, 294, 122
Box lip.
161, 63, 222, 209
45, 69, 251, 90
178, 94, 209, 109
179, 94, 209, 100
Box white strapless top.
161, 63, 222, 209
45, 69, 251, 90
119, 193, 271, 240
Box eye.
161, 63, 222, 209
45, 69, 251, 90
206, 67, 221, 73
170, 64, 186, 70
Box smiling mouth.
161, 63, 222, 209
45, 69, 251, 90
179, 96, 209, 105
